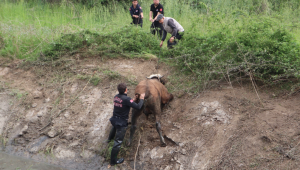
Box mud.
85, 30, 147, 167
0, 56, 300, 169
0, 151, 66, 170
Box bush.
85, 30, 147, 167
167, 17, 300, 84
42, 26, 160, 60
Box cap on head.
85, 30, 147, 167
156, 14, 164, 21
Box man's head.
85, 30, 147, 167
132, 0, 138, 6
117, 83, 127, 94
153, 0, 159, 5
156, 14, 164, 23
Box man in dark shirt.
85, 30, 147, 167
107, 83, 145, 166
150, 0, 164, 38
156, 14, 185, 48
130, 0, 144, 28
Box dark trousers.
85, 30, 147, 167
167, 31, 184, 48
151, 21, 163, 38
108, 126, 127, 164
131, 17, 143, 28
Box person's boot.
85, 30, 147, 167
110, 148, 124, 165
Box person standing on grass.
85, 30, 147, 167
150, 0, 164, 38
130, 0, 144, 28
107, 83, 145, 167
156, 14, 184, 48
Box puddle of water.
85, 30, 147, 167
0, 152, 67, 170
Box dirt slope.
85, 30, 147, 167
0, 56, 300, 170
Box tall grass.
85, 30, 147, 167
0, 0, 299, 59
1, 0, 300, 91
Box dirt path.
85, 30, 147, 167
0, 57, 300, 170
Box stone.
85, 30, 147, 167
0, 67, 10, 76
31, 103, 37, 108
33, 91, 43, 99
80, 150, 95, 159
47, 128, 59, 138
18, 125, 28, 136
70, 83, 78, 94
55, 146, 76, 159
37, 107, 47, 117
45, 98, 50, 103
27, 136, 49, 153
150, 147, 166, 159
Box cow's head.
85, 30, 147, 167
147, 74, 165, 85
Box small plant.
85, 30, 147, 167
0, 135, 8, 146
9, 89, 27, 100
91, 76, 101, 86
103, 70, 121, 80
102, 140, 114, 161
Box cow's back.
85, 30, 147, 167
135, 79, 170, 101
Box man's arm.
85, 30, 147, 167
160, 29, 167, 47
149, 11, 153, 21
153, 12, 161, 21
124, 94, 145, 110
130, 7, 134, 17
168, 19, 178, 37
128, 99, 144, 110
161, 29, 167, 41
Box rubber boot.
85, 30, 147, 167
110, 127, 126, 165
110, 148, 124, 165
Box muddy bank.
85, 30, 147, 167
0, 57, 300, 169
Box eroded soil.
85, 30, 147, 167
0, 56, 300, 170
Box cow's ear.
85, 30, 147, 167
160, 77, 167, 85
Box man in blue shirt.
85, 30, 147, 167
130, 0, 144, 27
107, 83, 145, 166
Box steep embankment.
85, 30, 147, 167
0, 56, 300, 170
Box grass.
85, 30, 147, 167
1, 0, 298, 60
1, 0, 300, 91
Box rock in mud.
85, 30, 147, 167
47, 128, 59, 138
27, 136, 49, 153
80, 150, 95, 159
18, 125, 28, 136
33, 90, 43, 99
55, 146, 76, 159
31, 103, 37, 108
0, 67, 10, 76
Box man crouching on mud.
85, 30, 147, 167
107, 83, 145, 167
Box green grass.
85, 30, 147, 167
1, 0, 300, 90
1, 0, 298, 60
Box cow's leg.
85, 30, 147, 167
128, 108, 143, 146
154, 102, 166, 147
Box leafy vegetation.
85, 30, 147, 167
0, 0, 300, 90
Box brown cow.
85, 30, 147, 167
128, 77, 173, 147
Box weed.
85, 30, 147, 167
0, 135, 8, 147
102, 140, 114, 160
126, 75, 138, 85
1, 0, 300, 91
103, 70, 121, 80
9, 89, 27, 100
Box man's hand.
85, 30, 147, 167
133, 93, 140, 102
140, 93, 145, 100
160, 41, 163, 47
170, 37, 175, 43
150, 18, 154, 22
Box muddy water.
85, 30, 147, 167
0, 152, 67, 170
